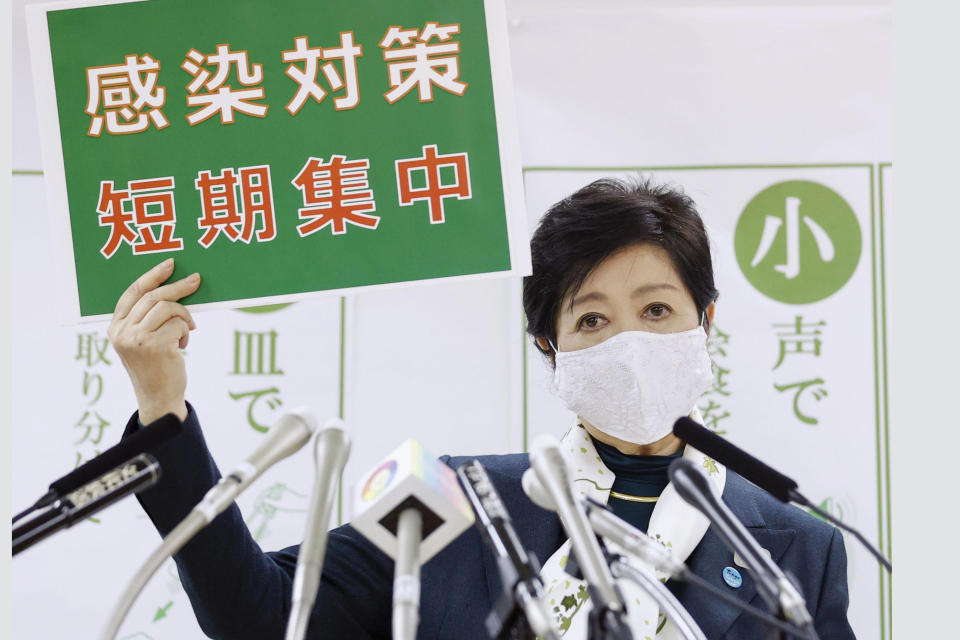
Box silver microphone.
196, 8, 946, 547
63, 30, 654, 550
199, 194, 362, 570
528, 435, 632, 638
522, 470, 679, 575
668, 459, 816, 634
523, 466, 705, 640
102, 409, 317, 640
285, 420, 351, 640
582, 499, 684, 579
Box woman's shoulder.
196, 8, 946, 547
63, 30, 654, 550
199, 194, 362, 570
722, 470, 836, 542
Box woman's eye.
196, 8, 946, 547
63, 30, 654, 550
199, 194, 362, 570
645, 304, 671, 319
577, 314, 606, 330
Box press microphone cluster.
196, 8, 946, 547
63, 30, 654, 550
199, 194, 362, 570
102, 409, 318, 640
526, 435, 633, 640
352, 440, 475, 640
522, 439, 818, 640
457, 459, 560, 640
673, 417, 891, 572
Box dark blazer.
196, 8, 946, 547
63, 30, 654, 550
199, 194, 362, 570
127, 405, 855, 639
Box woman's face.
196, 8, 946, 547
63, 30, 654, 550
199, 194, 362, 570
555, 243, 702, 353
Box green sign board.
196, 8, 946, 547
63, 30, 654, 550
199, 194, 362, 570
28, 0, 528, 318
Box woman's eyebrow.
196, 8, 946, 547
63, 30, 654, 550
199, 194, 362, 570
567, 283, 678, 312
631, 283, 679, 298
567, 290, 607, 311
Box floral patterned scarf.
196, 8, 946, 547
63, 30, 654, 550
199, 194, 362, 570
538, 409, 726, 639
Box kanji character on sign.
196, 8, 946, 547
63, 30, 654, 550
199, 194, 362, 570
698, 399, 730, 435
229, 387, 284, 433
86, 54, 168, 136
282, 32, 362, 114
76, 333, 112, 367
74, 410, 110, 445
774, 378, 828, 425
706, 327, 730, 359
379, 22, 468, 103
82, 371, 104, 405
750, 196, 835, 279
194, 165, 277, 247
233, 330, 284, 375
75, 449, 103, 470
395, 144, 471, 223
704, 365, 731, 397
772, 316, 826, 369
291, 155, 379, 236
182, 45, 268, 125
98, 177, 184, 258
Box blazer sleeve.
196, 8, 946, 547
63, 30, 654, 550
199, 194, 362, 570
812, 527, 857, 639
125, 404, 392, 640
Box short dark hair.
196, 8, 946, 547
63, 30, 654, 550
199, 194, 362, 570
522, 176, 719, 355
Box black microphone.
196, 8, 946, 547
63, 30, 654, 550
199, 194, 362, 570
457, 460, 560, 640
13, 412, 181, 524
673, 417, 796, 502
668, 458, 817, 637
673, 417, 891, 572
13, 453, 161, 555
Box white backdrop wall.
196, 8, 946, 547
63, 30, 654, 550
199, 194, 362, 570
11, 1, 892, 639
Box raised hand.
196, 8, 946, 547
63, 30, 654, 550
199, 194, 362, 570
107, 259, 201, 423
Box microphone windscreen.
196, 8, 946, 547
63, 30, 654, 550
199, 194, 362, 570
521, 467, 556, 512
673, 417, 798, 502
352, 439, 474, 563
50, 413, 182, 496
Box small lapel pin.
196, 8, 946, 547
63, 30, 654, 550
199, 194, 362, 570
722, 566, 743, 589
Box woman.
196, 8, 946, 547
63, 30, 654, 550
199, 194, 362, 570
109, 177, 854, 639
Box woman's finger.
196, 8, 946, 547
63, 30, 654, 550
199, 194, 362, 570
113, 259, 176, 320
140, 300, 196, 335
154, 315, 190, 349
127, 272, 201, 327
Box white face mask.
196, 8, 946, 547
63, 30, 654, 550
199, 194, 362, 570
552, 327, 714, 445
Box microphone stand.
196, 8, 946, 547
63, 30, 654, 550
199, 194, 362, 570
604, 552, 707, 640
392, 507, 423, 640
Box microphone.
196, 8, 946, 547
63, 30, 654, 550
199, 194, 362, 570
352, 440, 475, 640
583, 498, 685, 579
524, 473, 816, 640
457, 460, 560, 640
102, 409, 317, 640
673, 417, 891, 572
527, 435, 633, 640
285, 421, 351, 640
668, 458, 816, 635
673, 417, 796, 501
13, 412, 181, 524
523, 470, 682, 578
13, 454, 161, 555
